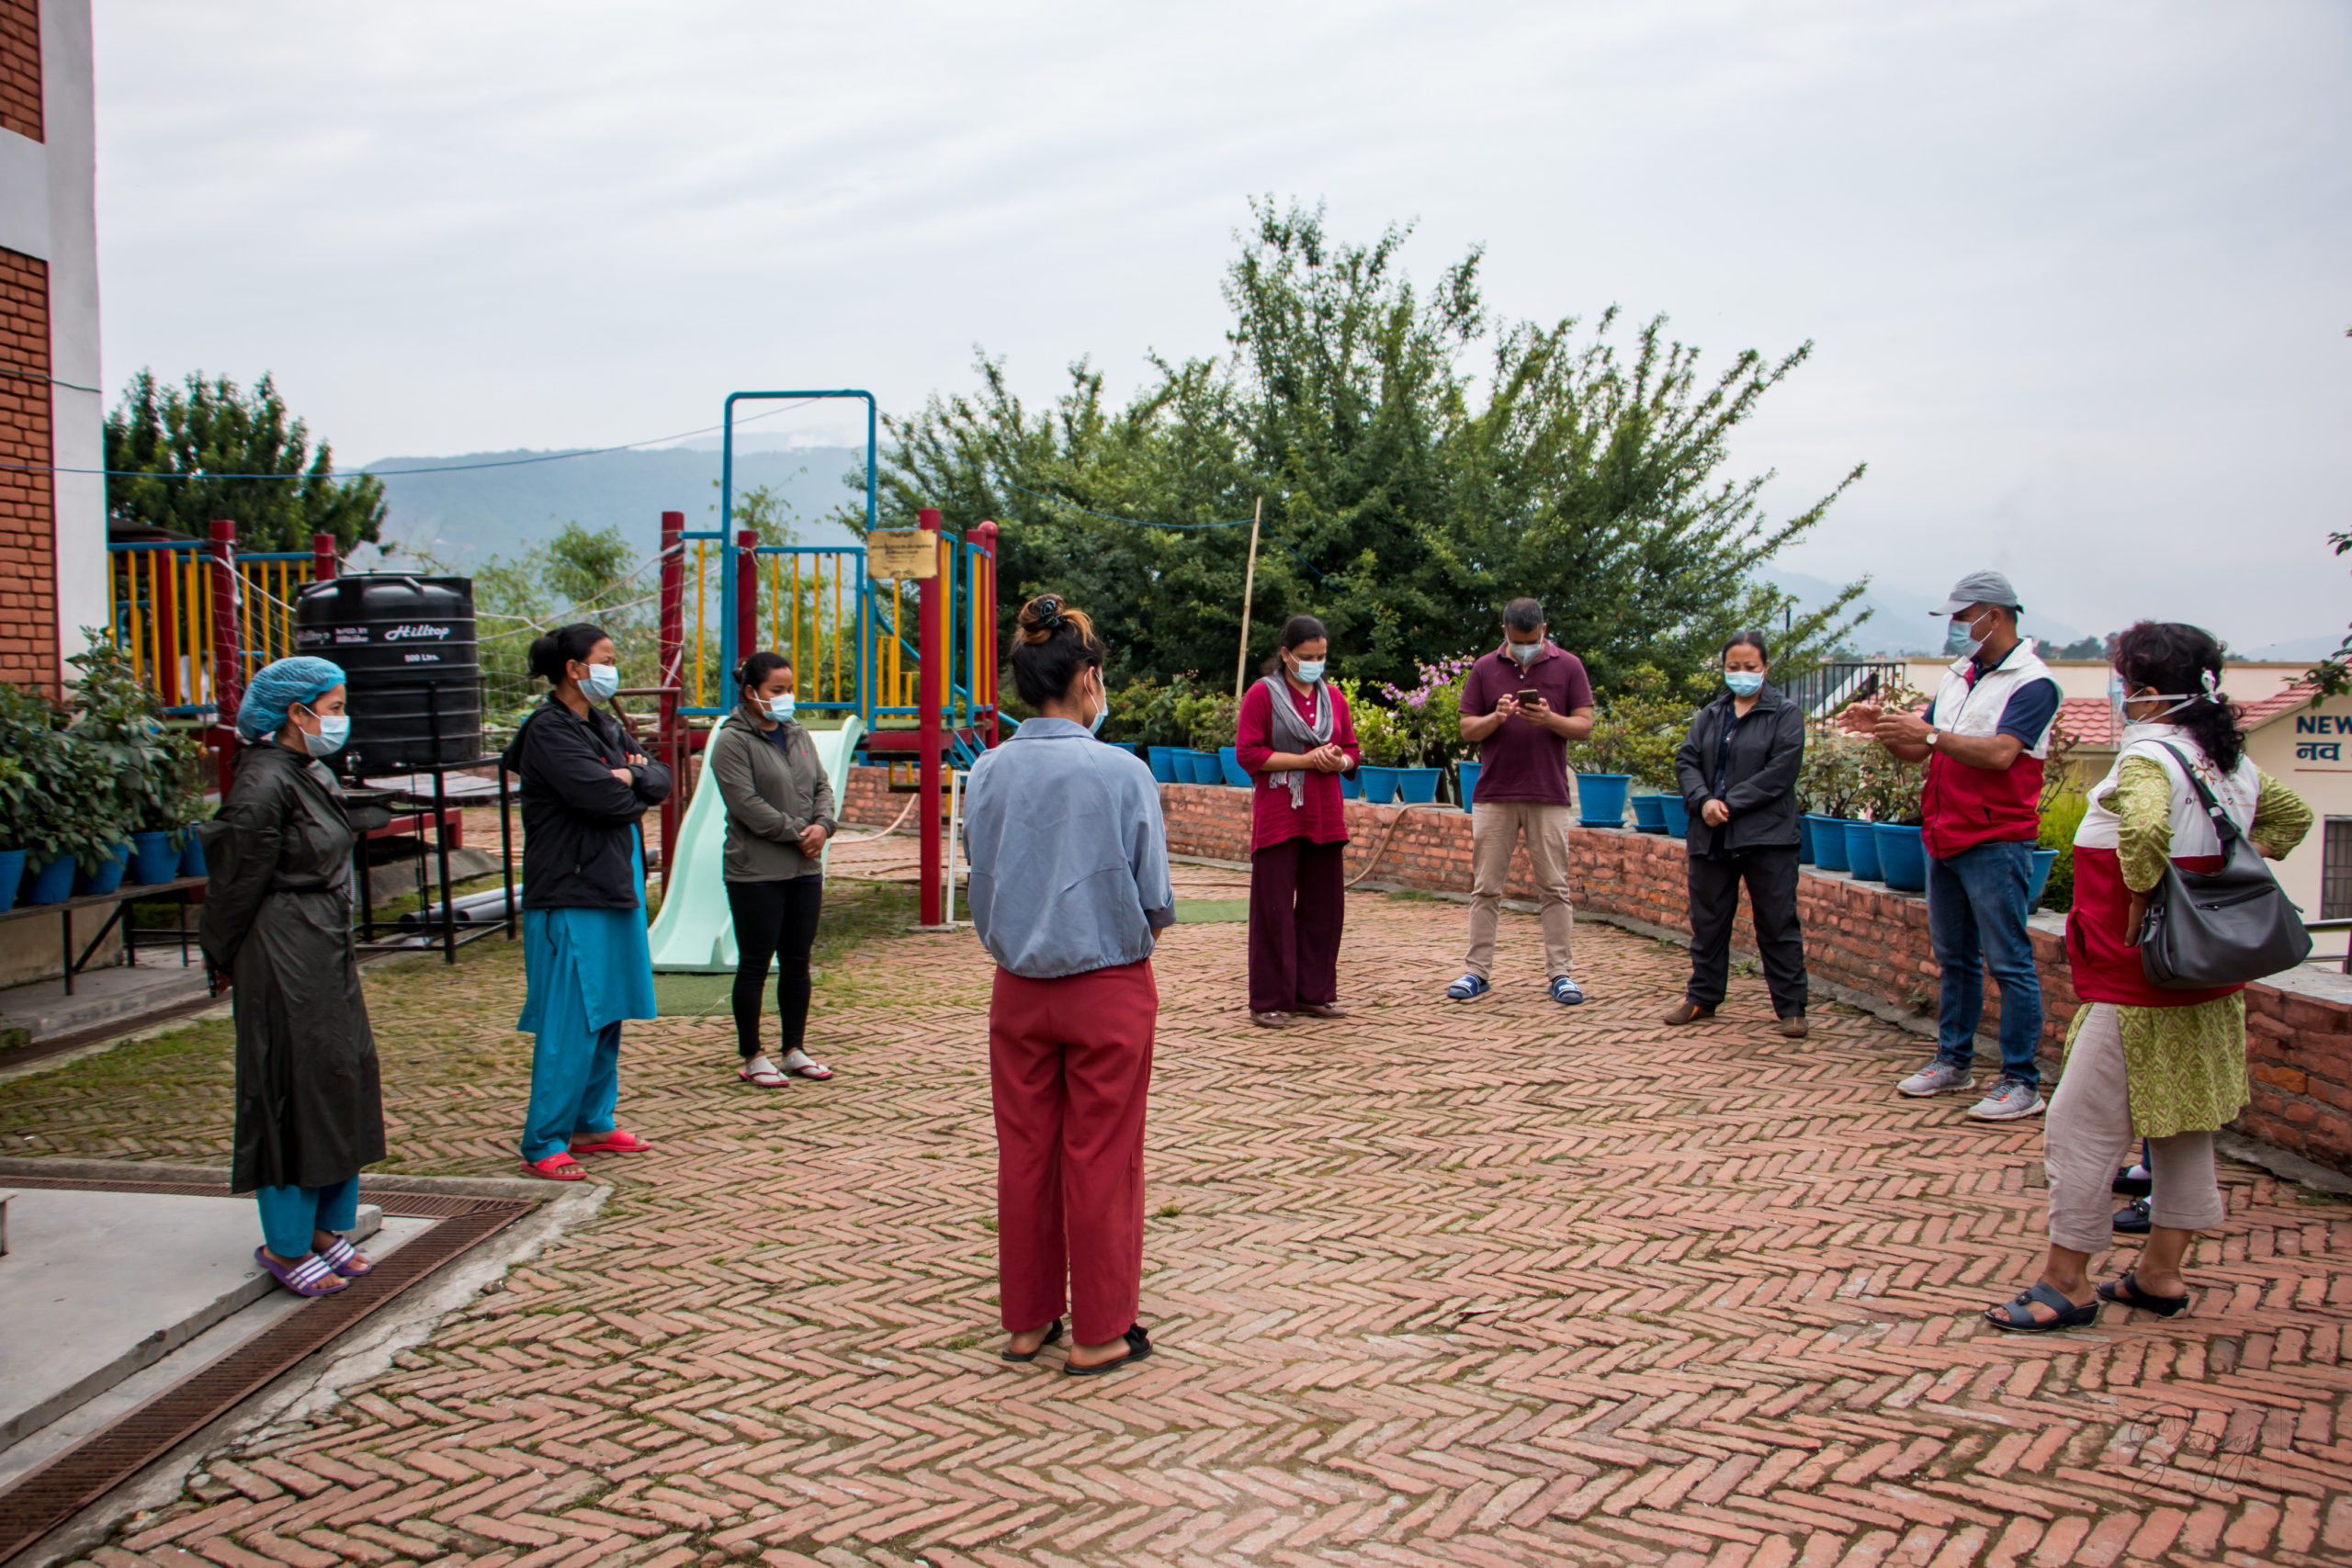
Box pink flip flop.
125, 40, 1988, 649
521, 1152, 587, 1180
569, 1129, 653, 1156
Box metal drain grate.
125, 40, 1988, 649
0, 1185, 530, 1563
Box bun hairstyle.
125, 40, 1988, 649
2115, 620, 2242, 773
528, 623, 610, 685
736, 650, 792, 695
1009, 593, 1104, 706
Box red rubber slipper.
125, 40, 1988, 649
569, 1129, 652, 1156
521, 1153, 586, 1181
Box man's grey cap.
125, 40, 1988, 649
1932, 570, 2021, 615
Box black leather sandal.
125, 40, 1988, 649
2098, 1269, 2191, 1318
1063, 1324, 1153, 1377
1984, 1280, 2099, 1333
1000, 1318, 1063, 1363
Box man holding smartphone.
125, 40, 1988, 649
1448, 597, 1598, 1004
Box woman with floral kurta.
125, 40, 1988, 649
1986, 622, 2311, 1331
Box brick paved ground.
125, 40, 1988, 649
9, 870, 2352, 1567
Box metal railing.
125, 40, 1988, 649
1781, 660, 1908, 716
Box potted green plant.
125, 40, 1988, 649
1350, 694, 1408, 803
65, 634, 183, 888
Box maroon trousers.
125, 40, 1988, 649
1249, 836, 1346, 1014
988, 959, 1158, 1345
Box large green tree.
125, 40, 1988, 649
104, 370, 386, 552
850, 201, 1867, 695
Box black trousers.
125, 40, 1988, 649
1686, 847, 1807, 1018
1248, 838, 1346, 1013
726, 876, 824, 1060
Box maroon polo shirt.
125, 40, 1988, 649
1235, 678, 1361, 852
1458, 641, 1594, 806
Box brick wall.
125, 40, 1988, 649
838, 764, 2352, 1173
0, 0, 38, 142
0, 245, 51, 693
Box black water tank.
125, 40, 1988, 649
294, 574, 481, 773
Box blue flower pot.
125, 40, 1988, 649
1874, 823, 1927, 892
1358, 765, 1400, 805
129, 830, 179, 886
1631, 794, 1668, 833
1660, 794, 1690, 838
1394, 767, 1441, 804
1806, 813, 1849, 873
2028, 847, 2060, 910
76, 841, 132, 897
1797, 814, 1816, 865
1577, 773, 1632, 829
25, 854, 75, 905
1146, 745, 1180, 784
1456, 760, 1479, 812
179, 834, 208, 878
0, 848, 23, 913
1842, 820, 1883, 881
1172, 750, 1208, 784
1192, 750, 1226, 784
1218, 746, 1251, 788
1340, 773, 1363, 800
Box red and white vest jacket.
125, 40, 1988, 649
1919, 638, 2058, 858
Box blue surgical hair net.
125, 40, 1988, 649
236, 656, 347, 741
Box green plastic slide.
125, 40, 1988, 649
647, 714, 865, 972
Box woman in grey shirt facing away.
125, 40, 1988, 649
962, 594, 1175, 1377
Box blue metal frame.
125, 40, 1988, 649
718, 390, 876, 716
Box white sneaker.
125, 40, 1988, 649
1967, 1077, 2047, 1121
1897, 1060, 1973, 1098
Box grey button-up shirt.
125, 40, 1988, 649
962, 717, 1176, 979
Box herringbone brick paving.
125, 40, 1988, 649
14, 874, 2352, 1567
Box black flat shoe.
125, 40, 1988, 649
1063, 1323, 1153, 1377
2113, 1197, 2152, 1235
2111, 1166, 2152, 1197
2098, 1269, 2191, 1318
1000, 1318, 1063, 1363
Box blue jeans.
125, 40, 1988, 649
255, 1175, 359, 1259
523, 1019, 622, 1163
1925, 840, 2042, 1088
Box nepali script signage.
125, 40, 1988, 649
2295, 713, 2350, 762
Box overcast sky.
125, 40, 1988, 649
91, 1, 2350, 650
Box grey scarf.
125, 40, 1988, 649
1258, 673, 1335, 808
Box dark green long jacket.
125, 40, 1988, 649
198, 742, 386, 1193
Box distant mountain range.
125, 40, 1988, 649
352, 440, 868, 570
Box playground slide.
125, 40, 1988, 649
647, 715, 865, 972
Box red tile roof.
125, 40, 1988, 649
2054, 682, 2321, 750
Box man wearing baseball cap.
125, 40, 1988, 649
1840, 570, 2062, 1121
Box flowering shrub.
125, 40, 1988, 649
1376, 655, 1476, 768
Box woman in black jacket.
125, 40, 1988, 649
1666, 632, 1810, 1036
500, 623, 673, 1180
200, 657, 385, 1296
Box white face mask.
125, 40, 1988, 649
299, 710, 350, 757
1507, 638, 1543, 666
766, 694, 796, 723
581, 662, 620, 703
2108, 671, 2197, 729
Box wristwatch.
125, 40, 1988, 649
1925, 729, 1941, 749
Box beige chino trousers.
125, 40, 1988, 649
2043, 1002, 2226, 1254
1464, 800, 1575, 981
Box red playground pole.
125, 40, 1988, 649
919, 507, 944, 927
657, 511, 684, 869
208, 519, 243, 795
735, 528, 758, 671
311, 531, 338, 582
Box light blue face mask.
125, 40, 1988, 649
1724, 671, 1765, 698
300, 711, 350, 757
582, 662, 620, 703
1294, 658, 1326, 683
1089, 684, 1109, 738
766, 694, 796, 723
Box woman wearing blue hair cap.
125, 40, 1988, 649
198, 657, 386, 1298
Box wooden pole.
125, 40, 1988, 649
1234, 496, 1261, 701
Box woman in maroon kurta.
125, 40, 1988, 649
1235, 615, 1362, 1027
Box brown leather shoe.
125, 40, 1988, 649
1778, 1015, 1810, 1039
1661, 1000, 1714, 1026
1250, 1010, 1290, 1029
1295, 1002, 1350, 1020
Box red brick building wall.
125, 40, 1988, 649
0, 0, 39, 142
0, 246, 52, 693
836, 764, 2352, 1173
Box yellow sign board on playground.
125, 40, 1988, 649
866, 530, 939, 580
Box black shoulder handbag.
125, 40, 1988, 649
2137, 742, 2311, 988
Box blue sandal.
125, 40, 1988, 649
1444, 974, 1490, 1001
1550, 976, 1585, 1007
1984, 1280, 2098, 1333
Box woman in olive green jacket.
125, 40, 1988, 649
707, 652, 839, 1087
